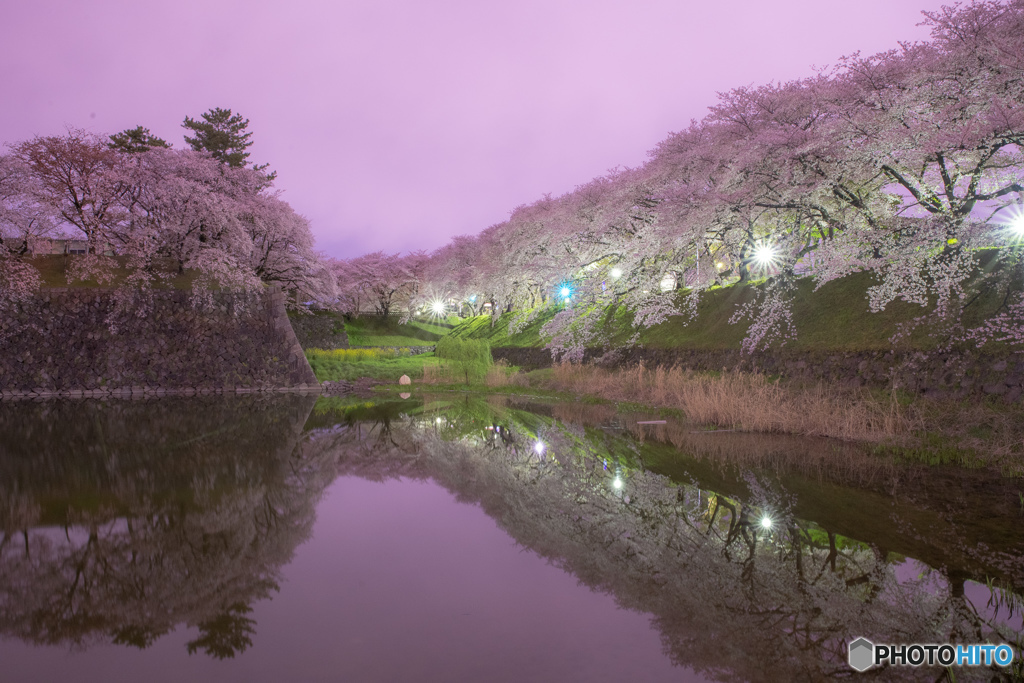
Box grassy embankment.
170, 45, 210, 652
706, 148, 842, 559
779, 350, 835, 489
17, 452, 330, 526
447, 254, 1020, 353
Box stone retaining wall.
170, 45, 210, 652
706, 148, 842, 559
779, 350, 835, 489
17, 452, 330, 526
0, 287, 319, 399
492, 346, 1024, 403
288, 309, 350, 350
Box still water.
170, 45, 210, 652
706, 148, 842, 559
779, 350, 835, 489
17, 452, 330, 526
0, 393, 1021, 682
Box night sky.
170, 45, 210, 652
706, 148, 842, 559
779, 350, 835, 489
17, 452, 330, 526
1, 0, 948, 258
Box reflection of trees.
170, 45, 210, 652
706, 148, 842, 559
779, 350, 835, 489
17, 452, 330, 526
0, 394, 330, 658
307, 397, 1023, 682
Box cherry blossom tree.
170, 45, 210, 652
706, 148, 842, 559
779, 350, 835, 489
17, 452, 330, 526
331, 251, 425, 317
1, 130, 332, 311
405, 0, 1024, 356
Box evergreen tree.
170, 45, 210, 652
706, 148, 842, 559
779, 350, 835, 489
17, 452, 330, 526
182, 107, 275, 180
108, 126, 170, 153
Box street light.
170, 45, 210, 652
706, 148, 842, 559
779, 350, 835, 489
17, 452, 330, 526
1011, 214, 1024, 238
753, 243, 777, 266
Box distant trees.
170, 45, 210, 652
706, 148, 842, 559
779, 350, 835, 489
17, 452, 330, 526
330, 251, 425, 316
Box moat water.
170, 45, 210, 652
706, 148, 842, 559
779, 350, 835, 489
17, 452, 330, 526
0, 393, 1021, 682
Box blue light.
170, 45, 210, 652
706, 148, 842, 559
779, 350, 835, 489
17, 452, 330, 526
560, 287, 571, 298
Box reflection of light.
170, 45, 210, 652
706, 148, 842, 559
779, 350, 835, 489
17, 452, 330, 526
610, 268, 622, 278
534, 441, 545, 455
761, 516, 772, 529
613, 477, 623, 490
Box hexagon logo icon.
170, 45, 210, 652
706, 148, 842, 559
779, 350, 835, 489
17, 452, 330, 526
848, 637, 875, 672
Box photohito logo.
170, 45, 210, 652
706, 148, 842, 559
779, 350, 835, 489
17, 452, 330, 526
848, 637, 1015, 672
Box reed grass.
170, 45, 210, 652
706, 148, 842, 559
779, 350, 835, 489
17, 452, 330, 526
547, 362, 922, 442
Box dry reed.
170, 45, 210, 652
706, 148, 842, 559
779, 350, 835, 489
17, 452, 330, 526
547, 363, 922, 442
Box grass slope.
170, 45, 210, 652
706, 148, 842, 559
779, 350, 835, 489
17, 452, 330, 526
305, 348, 441, 381
449, 256, 1021, 353
343, 314, 454, 347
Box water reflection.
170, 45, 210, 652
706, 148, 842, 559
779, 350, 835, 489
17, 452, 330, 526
0, 394, 322, 658
307, 394, 1024, 681
1, 392, 1022, 680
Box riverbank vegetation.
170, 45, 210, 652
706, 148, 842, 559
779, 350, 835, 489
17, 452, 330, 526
303, 339, 1024, 469
305, 347, 440, 382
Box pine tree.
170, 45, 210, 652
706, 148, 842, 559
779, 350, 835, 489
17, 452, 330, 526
182, 107, 274, 179
108, 126, 170, 153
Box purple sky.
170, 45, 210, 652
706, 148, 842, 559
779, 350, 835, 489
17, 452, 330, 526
2, 0, 949, 259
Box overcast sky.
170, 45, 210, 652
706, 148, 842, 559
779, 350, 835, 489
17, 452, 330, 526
1, 0, 949, 258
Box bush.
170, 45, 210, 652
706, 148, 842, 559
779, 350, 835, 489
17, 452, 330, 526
435, 337, 492, 383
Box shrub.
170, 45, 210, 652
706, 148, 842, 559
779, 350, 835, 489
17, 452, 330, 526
435, 337, 492, 383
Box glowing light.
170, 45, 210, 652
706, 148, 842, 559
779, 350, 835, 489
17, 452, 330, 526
534, 441, 545, 455
716, 262, 724, 270
435, 417, 443, 424
610, 267, 623, 278
560, 287, 571, 299
469, 295, 477, 302
431, 300, 446, 315
1011, 214, 1024, 238
753, 244, 777, 265
660, 272, 677, 292
612, 477, 624, 490
760, 516, 773, 529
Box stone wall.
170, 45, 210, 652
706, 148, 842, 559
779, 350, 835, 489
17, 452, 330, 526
0, 287, 319, 398
492, 346, 1024, 403
288, 309, 350, 350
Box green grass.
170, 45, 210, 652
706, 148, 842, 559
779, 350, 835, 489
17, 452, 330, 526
344, 315, 454, 347
305, 348, 441, 382
448, 254, 1024, 353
